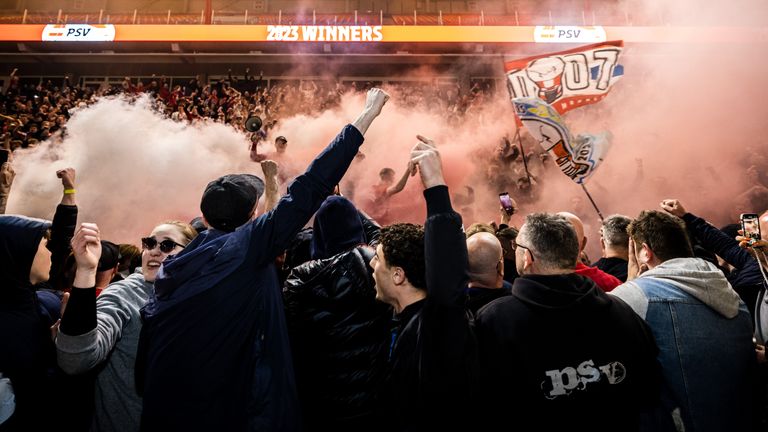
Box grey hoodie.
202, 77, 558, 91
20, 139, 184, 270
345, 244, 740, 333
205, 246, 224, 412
56, 270, 152, 432
611, 257, 742, 320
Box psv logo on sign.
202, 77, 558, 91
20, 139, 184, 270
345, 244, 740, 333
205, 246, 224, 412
533, 26, 607, 43
42, 24, 116, 41
66, 28, 92, 37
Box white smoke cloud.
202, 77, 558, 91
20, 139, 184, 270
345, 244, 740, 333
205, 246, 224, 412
7, 95, 255, 243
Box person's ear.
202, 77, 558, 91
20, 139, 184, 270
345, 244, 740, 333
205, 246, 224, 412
639, 243, 652, 264
392, 267, 406, 285
523, 250, 534, 272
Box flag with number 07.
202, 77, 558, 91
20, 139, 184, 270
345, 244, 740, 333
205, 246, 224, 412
504, 40, 624, 115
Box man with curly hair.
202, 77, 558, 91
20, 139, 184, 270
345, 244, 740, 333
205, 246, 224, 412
369, 136, 475, 431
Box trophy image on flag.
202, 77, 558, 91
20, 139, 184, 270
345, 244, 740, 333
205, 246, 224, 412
526, 57, 566, 104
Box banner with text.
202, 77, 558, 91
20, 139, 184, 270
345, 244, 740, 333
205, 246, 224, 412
505, 40, 624, 114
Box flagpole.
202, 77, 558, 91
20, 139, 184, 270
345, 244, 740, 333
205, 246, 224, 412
515, 129, 532, 184
581, 184, 604, 222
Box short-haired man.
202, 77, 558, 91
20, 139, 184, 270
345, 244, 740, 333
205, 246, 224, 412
474, 213, 660, 430
661, 199, 768, 342
559, 211, 621, 291
465, 232, 509, 314
369, 136, 475, 430
611, 210, 755, 431
137, 89, 390, 431
593, 214, 632, 282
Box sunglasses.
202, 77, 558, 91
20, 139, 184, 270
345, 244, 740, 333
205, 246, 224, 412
141, 237, 185, 254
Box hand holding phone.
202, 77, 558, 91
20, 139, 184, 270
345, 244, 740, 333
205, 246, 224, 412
499, 192, 515, 215
741, 213, 762, 243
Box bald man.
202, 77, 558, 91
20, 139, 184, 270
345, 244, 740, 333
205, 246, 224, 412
558, 212, 621, 292
465, 232, 511, 314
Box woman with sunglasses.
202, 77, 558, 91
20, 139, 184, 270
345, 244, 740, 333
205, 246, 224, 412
55, 221, 196, 432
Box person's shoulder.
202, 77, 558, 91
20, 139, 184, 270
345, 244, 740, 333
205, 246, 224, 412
100, 273, 150, 298
608, 280, 646, 300
286, 256, 336, 285
475, 294, 523, 322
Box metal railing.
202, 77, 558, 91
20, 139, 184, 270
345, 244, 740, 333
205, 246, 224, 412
3, 8, 656, 26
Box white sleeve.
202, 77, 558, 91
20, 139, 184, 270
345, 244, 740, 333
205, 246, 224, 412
609, 281, 649, 320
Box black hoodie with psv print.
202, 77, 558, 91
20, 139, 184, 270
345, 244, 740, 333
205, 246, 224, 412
474, 273, 661, 431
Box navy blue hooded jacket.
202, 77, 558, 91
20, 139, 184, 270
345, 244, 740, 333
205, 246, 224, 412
137, 124, 364, 432
0, 215, 56, 431
681, 213, 765, 321
310, 196, 365, 260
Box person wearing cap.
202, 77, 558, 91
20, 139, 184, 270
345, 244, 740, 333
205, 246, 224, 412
137, 88, 390, 432
94, 240, 120, 296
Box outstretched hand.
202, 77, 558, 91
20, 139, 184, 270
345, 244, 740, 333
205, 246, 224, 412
260, 159, 279, 179
737, 236, 768, 250
352, 88, 390, 136
57, 167, 76, 190
660, 199, 687, 218
363, 88, 390, 117
410, 135, 445, 189
71, 222, 102, 273
736, 234, 768, 270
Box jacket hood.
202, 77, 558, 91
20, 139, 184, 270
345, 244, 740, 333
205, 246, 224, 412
639, 257, 741, 318
0, 215, 51, 290
512, 273, 610, 312
310, 196, 364, 260
148, 227, 229, 303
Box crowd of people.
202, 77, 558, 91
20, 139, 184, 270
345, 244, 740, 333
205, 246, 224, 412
0, 68, 495, 148
0, 67, 545, 224
2, 83, 768, 432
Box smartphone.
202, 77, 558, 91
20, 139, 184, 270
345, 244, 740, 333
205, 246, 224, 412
499, 192, 515, 215
0, 149, 9, 166
741, 213, 761, 242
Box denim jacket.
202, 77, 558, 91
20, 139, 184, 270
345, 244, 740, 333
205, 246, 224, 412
612, 258, 756, 432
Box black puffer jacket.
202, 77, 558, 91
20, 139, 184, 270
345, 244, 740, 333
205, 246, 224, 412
284, 245, 391, 432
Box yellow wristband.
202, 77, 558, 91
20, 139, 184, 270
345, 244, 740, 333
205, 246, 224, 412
63, 188, 76, 194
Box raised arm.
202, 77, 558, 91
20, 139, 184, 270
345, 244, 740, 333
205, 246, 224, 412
260, 160, 280, 212
386, 161, 416, 197
248, 89, 390, 264
57, 223, 146, 374
661, 198, 755, 270
0, 159, 14, 214
48, 168, 78, 284
411, 135, 468, 306
56, 223, 102, 372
